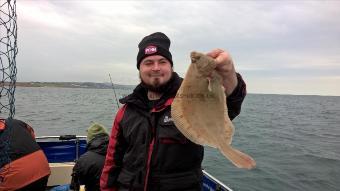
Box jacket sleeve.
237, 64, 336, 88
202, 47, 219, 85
100, 105, 128, 191
227, 73, 247, 120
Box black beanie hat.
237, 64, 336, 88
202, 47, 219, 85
137, 32, 173, 69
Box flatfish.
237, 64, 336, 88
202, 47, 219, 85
171, 51, 256, 169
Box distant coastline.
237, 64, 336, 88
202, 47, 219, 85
15, 82, 135, 90
12, 82, 339, 96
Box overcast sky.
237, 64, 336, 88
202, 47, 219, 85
16, 0, 340, 96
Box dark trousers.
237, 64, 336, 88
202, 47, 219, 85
17, 175, 49, 191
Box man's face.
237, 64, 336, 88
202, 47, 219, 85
139, 55, 172, 91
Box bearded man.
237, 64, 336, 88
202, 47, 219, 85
100, 32, 247, 191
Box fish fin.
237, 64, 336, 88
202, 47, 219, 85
219, 144, 256, 169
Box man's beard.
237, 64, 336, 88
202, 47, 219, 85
140, 73, 173, 93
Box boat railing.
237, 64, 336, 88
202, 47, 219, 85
202, 170, 233, 191
36, 135, 87, 162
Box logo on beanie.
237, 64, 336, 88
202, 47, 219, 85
145, 45, 157, 55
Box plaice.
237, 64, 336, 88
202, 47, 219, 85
171, 51, 256, 169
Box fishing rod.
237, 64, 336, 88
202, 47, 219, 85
109, 73, 120, 109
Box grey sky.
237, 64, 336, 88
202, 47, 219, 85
16, 0, 340, 95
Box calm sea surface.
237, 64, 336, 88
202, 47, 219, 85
13, 87, 340, 191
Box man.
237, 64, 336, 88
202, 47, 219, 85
0, 118, 50, 191
70, 123, 109, 191
100, 32, 246, 191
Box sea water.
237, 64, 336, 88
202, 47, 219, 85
13, 87, 340, 191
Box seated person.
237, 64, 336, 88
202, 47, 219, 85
0, 118, 50, 191
70, 123, 109, 191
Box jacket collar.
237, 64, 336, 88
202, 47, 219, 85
87, 134, 109, 155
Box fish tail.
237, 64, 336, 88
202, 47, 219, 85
219, 144, 256, 169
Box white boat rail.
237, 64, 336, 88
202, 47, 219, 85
203, 170, 233, 191
36, 135, 87, 139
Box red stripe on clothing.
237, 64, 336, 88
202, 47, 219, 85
160, 137, 187, 144
100, 104, 127, 191
143, 137, 155, 191
151, 97, 174, 112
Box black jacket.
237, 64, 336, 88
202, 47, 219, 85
100, 72, 246, 191
71, 134, 109, 191
0, 118, 50, 191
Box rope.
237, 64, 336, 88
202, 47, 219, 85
0, 0, 17, 177
0, 0, 18, 119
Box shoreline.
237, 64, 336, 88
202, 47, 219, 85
15, 82, 135, 90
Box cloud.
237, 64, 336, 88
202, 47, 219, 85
14, 0, 340, 95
